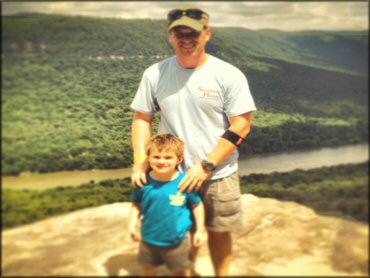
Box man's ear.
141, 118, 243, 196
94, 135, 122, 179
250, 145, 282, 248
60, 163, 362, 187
168, 30, 173, 44
205, 27, 212, 42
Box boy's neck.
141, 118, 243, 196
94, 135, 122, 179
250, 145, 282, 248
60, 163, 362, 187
149, 169, 180, 182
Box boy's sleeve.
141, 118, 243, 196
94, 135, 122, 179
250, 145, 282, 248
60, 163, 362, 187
131, 188, 142, 203
187, 191, 202, 207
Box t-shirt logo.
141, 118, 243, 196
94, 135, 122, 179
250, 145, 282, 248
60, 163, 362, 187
198, 86, 220, 99
170, 192, 185, 206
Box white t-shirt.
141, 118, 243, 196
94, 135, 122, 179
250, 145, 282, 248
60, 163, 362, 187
131, 55, 256, 179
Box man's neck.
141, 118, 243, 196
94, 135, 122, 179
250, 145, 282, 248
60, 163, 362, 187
177, 52, 209, 69
150, 170, 180, 182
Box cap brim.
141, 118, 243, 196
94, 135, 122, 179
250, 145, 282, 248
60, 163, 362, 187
168, 16, 204, 32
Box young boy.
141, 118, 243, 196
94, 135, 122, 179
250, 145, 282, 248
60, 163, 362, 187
128, 133, 205, 276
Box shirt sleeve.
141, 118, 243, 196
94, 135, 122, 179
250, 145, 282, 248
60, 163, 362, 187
187, 191, 202, 208
224, 67, 257, 117
130, 69, 159, 115
131, 188, 142, 203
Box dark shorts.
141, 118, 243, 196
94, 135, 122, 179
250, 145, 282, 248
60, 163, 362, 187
138, 232, 193, 272
199, 171, 243, 232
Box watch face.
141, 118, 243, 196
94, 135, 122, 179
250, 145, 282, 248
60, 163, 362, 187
202, 160, 215, 171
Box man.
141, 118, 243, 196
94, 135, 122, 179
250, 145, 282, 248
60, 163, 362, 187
130, 7, 256, 276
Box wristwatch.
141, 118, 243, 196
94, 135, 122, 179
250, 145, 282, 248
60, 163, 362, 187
201, 160, 216, 172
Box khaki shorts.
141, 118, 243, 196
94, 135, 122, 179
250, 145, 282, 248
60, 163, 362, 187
138, 232, 193, 272
199, 171, 243, 232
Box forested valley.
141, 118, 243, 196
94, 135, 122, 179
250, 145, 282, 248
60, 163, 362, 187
2, 14, 368, 175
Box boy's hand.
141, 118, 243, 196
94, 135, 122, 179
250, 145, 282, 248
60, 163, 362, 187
192, 230, 204, 247
130, 230, 142, 242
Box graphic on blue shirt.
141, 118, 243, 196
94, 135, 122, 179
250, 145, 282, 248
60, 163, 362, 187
131, 172, 201, 246
169, 192, 186, 206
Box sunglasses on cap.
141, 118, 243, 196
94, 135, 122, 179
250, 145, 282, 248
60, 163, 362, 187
167, 8, 209, 23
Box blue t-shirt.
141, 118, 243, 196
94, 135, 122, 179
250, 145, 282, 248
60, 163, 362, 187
131, 172, 201, 246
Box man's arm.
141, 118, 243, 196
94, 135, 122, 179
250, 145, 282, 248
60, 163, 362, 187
128, 203, 142, 242
192, 202, 206, 247
179, 111, 253, 193
131, 111, 154, 187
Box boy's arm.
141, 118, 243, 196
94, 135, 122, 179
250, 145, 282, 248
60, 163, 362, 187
128, 202, 142, 242
192, 201, 206, 247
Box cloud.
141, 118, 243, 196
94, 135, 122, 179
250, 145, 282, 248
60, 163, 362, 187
2, 1, 368, 31
228, 2, 295, 16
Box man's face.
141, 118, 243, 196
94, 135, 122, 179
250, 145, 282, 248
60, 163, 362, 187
168, 26, 211, 57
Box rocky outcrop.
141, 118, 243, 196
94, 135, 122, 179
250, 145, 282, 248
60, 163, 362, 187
2, 194, 368, 276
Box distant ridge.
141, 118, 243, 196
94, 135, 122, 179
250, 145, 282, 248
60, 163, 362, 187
5, 12, 50, 17
3, 14, 368, 75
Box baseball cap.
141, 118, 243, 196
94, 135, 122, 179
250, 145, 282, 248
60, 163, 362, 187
167, 7, 209, 32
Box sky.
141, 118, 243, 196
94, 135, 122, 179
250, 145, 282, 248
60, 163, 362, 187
2, 1, 369, 31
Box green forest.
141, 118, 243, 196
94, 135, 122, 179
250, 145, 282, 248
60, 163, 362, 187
2, 14, 369, 175
2, 163, 368, 229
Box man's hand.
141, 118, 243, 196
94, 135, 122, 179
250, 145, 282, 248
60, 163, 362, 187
131, 160, 150, 187
178, 163, 211, 193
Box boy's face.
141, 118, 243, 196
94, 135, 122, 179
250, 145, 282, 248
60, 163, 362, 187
148, 147, 183, 174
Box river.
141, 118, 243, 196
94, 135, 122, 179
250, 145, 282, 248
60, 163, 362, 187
2, 144, 368, 190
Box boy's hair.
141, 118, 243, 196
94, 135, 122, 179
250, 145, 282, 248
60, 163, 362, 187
146, 133, 185, 159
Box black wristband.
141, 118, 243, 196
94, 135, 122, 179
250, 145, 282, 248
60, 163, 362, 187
221, 129, 247, 147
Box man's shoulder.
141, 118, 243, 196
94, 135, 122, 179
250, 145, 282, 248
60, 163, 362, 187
208, 55, 243, 75
144, 55, 176, 76
205, 55, 247, 85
